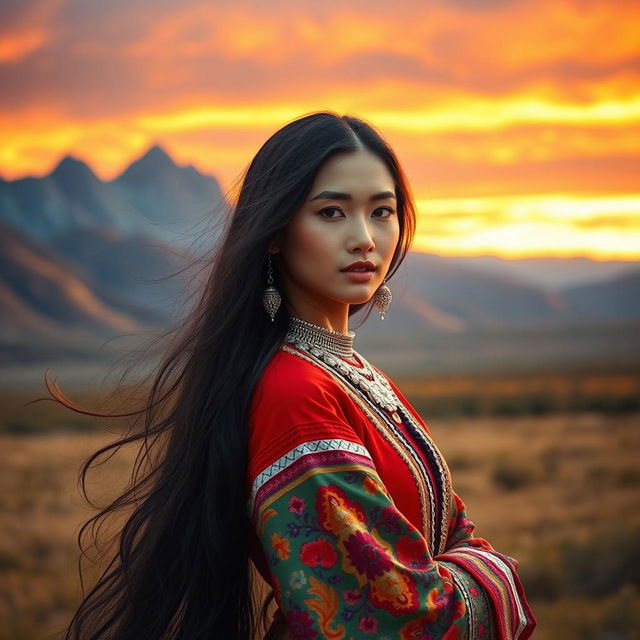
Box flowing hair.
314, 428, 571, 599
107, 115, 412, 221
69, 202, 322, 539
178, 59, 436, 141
38, 111, 416, 639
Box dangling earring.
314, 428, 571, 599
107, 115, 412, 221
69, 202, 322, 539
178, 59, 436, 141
262, 253, 282, 322
373, 279, 392, 319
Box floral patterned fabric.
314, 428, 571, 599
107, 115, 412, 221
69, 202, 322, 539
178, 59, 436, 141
247, 345, 536, 639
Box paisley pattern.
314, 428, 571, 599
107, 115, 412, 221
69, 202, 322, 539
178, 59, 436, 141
255, 456, 490, 638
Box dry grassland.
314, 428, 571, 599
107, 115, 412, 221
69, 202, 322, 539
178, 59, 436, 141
0, 384, 639, 639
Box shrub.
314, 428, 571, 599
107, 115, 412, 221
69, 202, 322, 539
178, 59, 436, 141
4, 421, 42, 436
519, 524, 640, 604
491, 458, 535, 491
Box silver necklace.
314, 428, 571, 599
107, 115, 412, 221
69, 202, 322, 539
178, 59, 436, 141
284, 316, 401, 418
286, 316, 355, 358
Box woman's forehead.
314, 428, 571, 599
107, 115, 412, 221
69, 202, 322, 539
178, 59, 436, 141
309, 150, 395, 198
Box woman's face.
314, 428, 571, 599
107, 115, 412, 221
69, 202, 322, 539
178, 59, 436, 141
271, 149, 401, 318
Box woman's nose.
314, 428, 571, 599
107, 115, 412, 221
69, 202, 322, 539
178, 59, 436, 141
347, 218, 375, 253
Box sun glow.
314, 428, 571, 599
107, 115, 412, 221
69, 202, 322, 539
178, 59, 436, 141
1, 0, 638, 259
414, 195, 640, 259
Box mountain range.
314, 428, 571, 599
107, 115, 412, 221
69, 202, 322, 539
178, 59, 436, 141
0, 146, 638, 377
0, 145, 227, 251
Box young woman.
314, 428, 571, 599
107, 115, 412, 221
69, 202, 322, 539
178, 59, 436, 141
53, 111, 535, 639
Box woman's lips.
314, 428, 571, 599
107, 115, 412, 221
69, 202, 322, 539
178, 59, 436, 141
342, 270, 375, 283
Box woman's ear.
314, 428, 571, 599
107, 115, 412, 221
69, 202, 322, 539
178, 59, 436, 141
268, 232, 283, 254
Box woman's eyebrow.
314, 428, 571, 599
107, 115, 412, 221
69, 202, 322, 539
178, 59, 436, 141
309, 190, 396, 202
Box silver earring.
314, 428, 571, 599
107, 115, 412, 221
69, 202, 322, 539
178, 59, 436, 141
373, 279, 392, 319
262, 254, 281, 322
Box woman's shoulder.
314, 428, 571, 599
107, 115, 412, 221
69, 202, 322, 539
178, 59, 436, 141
254, 345, 335, 396
247, 346, 364, 481
250, 345, 352, 425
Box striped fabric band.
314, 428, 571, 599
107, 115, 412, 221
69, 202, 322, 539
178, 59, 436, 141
248, 438, 374, 516
443, 547, 529, 639
468, 549, 528, 640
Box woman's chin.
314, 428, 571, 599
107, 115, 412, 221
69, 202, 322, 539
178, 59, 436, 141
343, 291, 376, 305
316, 285, 378, 307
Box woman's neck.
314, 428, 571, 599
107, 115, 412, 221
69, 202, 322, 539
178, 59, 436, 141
284, 304, 350, 334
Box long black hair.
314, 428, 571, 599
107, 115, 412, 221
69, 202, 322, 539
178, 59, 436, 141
42, 111, 417, 639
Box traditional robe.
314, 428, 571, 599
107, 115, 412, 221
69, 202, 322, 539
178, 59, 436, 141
247, 340, 536, 639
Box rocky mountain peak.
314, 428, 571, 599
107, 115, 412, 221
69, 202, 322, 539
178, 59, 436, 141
116, 144, 178, 184
50, 155, 98, 185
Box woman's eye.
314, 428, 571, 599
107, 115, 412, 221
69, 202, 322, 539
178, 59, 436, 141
373, 207, 395, 218
319, 207, 344, 219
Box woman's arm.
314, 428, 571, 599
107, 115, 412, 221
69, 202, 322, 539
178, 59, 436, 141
435, 492, 535, 639
249, 429, 534, 639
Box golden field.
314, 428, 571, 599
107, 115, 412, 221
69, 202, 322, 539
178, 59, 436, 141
1, 374, 639, 639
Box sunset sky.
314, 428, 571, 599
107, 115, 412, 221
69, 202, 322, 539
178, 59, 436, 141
1, 0, 639, 259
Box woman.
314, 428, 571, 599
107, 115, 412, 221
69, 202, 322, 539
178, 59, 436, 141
52, 111, 535, 639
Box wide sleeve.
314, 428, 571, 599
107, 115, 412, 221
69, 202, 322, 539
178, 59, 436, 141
248, 423, 535, 639
435, 492, 536, 639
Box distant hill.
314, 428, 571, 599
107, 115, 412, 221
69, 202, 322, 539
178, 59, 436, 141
112, 145, 228, 251
429, 254, 639, 291
0, 223, 171, 340
562, 269, 640, 320
49, 226, 195, 313
397, 252, 568, 329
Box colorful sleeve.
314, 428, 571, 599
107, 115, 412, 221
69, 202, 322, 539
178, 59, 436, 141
248, 428, 532, 639
372, 371, 536, 638
435, 493, 537, 639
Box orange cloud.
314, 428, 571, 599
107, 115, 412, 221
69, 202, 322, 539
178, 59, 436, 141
122, 1, 640, 73
0, 0, 60, 62
0, 28, 48, 63
1, 0, 638, 259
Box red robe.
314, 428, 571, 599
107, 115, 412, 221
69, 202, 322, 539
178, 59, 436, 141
247, 342, 536, 639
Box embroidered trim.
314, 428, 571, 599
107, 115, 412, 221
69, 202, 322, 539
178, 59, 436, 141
250, 451, 377, 523
249, 438, 371, 509
398, 403, 453, 555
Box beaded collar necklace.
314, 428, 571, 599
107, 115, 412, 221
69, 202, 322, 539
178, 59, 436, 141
284, 316, 401, 418
285, 316, 355, 358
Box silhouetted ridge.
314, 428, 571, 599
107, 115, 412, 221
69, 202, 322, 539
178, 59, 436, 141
116, 144, 177, 184
51, 155, 98, 186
